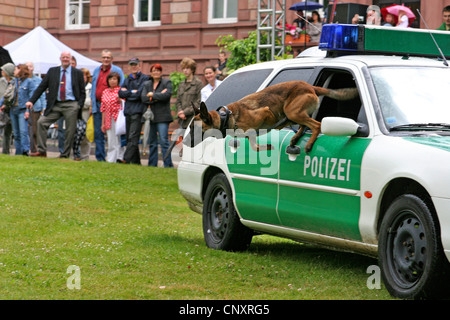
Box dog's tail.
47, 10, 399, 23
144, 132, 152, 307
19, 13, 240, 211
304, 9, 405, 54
313, 87, 359, 101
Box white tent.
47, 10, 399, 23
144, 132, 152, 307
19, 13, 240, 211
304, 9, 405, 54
4, 26, 100, 74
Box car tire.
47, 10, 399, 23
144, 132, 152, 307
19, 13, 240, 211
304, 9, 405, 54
203, 173, 253, 251
378, 194, 450, 299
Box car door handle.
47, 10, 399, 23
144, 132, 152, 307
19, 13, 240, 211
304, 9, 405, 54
228, 139, 240, 153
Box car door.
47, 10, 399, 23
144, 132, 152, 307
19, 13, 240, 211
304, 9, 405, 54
225, 130, 288, 225
277, 69, 371, 241
225, 67, 316, 226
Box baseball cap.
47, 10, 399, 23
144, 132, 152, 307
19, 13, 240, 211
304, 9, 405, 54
1, 63, 15, 78
128, 58, 140, 65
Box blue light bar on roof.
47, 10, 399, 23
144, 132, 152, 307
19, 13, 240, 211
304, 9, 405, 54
319, 24, 450, 58
319, 24, 360, 51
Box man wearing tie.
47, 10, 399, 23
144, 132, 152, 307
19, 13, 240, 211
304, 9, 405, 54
26, 51, 86, 158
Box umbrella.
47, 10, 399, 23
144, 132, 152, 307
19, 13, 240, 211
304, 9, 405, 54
0, 47, 13, 67
384, 4, 415, 26
380, 6, 398, 25
141, 108, 153, 155
289, 1, 323, 11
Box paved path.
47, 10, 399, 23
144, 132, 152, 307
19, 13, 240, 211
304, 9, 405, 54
4, 139, 181, 168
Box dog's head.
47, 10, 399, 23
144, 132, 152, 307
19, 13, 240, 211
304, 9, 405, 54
187, 102, 222, 147
192, 101, 221, 131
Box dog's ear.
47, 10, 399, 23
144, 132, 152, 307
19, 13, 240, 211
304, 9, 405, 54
192, 102, 200, 115
199, 101, 212, 125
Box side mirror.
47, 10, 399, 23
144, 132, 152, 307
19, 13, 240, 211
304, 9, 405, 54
321, 117, 360, 137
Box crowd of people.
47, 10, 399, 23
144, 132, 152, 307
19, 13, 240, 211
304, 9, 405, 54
0, 50, 228, 167
285, 4, 450, 56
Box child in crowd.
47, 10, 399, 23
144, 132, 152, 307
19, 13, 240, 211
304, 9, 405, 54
101, 72, 125, 163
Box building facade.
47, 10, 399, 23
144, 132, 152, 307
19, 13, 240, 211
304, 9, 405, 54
0, 0, 448, 75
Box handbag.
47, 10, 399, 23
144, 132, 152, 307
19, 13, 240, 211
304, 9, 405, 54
86, 115, 94, 143
115, 103, 126, 136
0, 111, 10, 128
3, 79, 16, 108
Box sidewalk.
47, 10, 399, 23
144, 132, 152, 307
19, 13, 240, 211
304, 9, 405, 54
5, 139, 181, 168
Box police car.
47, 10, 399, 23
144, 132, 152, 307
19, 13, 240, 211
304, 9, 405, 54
177, 24, 450, 299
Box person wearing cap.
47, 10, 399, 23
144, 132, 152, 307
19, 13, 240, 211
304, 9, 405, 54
91, 49, 124, 161
118, 58, 149, 165
0, 62, 16, 154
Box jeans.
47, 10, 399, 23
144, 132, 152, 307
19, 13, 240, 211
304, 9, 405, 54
123, 113, 143, 165
148, 121, 173, 167
10, 107, 30, 155
2, 116, 11, 154
93, 107, 106, 161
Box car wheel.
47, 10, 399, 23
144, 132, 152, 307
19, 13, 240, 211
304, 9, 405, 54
203, 173, 253, 251
378, 194, 450, 299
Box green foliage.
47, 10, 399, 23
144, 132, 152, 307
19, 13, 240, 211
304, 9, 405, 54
169, 72, 185, 97
216, 31, 292, 72
275, 52, 294, 60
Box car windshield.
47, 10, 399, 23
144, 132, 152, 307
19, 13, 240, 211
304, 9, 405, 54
370, 66, 450, 131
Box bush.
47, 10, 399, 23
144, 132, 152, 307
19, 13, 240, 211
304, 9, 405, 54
216, 31, 292, 72
169, 72, 185, 97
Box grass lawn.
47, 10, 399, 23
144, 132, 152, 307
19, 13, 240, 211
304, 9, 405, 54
0, 155, 393, 300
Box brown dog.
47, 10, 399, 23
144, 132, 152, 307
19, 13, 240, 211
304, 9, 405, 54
191, 81, 359, 153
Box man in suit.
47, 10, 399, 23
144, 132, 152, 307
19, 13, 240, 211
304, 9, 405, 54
26, 51, 86, 158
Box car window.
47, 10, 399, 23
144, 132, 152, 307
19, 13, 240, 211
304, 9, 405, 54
314, 70, 361, 120
312, 69, 367, 137
204, 69, 273, 110
268, 68, 314, 86
370, 67, 450, 130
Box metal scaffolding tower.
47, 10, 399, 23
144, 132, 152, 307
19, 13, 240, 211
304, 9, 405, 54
257, 0, 286, 62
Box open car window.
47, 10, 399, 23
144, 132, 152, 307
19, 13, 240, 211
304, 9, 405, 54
312, 69, 367, 136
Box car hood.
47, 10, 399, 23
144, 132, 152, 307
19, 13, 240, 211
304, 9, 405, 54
402, 136, 450, 153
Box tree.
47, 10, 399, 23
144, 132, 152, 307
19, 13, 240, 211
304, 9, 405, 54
216, 31, 292, 73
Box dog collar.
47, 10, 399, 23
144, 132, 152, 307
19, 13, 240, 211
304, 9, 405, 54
216, 106, 232, 136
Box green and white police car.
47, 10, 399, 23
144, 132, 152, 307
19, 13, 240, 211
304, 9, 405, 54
177, 24, 450, 299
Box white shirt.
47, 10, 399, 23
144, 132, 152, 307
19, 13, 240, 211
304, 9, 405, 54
396, 15, 409, 28
201, 79, 222, 102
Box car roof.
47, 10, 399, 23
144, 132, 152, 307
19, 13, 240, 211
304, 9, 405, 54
234, 51, 449, 74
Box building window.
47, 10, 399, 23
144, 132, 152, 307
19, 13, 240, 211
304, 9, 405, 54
208, 0, 238, 24
134, 0, 161, 27
66, 0, 90, 30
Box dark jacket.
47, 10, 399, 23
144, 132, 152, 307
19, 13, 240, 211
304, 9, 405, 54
118, 72, 149, 116
141, 78, 173, 123
28, 66, 85, 116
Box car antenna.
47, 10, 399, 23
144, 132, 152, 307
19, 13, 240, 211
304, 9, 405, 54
416, 9, 448, 66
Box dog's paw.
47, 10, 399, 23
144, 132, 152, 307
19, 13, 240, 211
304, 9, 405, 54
286, 145, 301, 155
